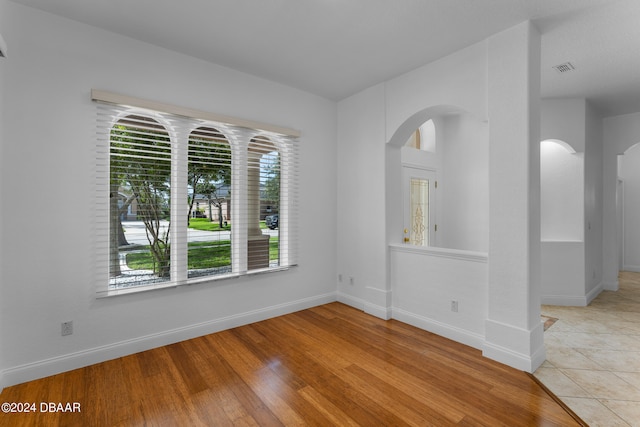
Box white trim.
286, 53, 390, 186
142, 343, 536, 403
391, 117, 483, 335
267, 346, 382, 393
586, 282, 604, 305
91, 89, 300, 138
393, 308, 484, 350
541, 281, 602, 308
541, 295, 588, 306
482, 341, 546, 373
603, 279, 620, 291
364, 302, 392, 320
0, 293, 336, 388
483, 319, 546, 373
337, 292, 367, 311
389, 243, 488, 263
623, 264, 640, 273
400, 161, 437, 172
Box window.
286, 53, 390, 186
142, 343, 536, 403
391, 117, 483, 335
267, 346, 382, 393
94, 91, 299, 296
109, 115, 172, 287
188, 127, 232, 279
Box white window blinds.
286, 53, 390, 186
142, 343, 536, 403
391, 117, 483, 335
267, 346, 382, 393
94, 92, 299, 297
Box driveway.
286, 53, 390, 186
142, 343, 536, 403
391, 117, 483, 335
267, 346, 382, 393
121, 220, 277, 245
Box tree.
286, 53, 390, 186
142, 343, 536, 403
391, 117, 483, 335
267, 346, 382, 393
110, 115, 171, 278
197, 181, 228, 228
263, 151, 280, 206
187, 127, 231, 225
115, 193, 136, 246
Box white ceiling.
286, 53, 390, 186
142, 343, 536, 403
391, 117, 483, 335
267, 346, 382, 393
9, 0, 640, 116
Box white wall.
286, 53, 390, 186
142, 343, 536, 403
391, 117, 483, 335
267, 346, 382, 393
540, 242, 585, 305
0, 2, 337, 388
621, 143, 640, 270
541, 99, 586, 152
440, 114, 489, 252
390, 245, 487, 349
540, 140, 584, 241
336, 84, 387, 315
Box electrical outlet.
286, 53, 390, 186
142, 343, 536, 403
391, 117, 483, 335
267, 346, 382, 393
61, 321, 73, 336
451, 300, 458, 313
349, 276, 355, 285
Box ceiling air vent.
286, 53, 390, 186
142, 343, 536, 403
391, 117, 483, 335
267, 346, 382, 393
553, 62, 575, 73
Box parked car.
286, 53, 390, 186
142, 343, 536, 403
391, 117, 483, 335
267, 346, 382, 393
265, 214, 279, 229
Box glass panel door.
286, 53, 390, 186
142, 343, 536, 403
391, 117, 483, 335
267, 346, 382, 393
403, 167, 436, 247
410, 177, 429, 246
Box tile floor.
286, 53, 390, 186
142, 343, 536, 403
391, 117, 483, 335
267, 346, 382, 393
535, 271, 640, 426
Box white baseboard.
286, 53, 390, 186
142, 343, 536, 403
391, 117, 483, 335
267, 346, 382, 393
392, 308, 484, 350
603, 279, 619, 291
483, 340, 546, 373
336, 291, 366, 311
0, 292, 337, 388
541, 295, 588, 306
623, 265, 640, 273
586, 282, 604, 305
540, 281, 603, 306
364, 302, 392, 320
483, 319, 545, 373
364, 286, 392, 320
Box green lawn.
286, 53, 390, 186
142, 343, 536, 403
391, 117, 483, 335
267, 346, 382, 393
126, 237, 279, 270
188, 218, 268, 231
188, 218, 231, 232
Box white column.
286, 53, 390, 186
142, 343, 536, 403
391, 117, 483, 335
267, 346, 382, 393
229, 128, 250, 273
170, 123, 189, 285
485, 21, 544, 372
247, 148, 263, 237
602, 142, 620, 290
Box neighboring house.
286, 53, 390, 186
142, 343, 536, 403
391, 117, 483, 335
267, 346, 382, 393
116, 190, 138, 221
190, 183, 278, 222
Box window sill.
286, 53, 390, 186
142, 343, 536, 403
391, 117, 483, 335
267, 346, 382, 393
97, 265, 296, 298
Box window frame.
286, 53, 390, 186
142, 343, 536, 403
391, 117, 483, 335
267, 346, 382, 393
94, 91, 299, 297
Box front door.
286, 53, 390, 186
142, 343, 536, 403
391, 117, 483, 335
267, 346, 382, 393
402, 167, 436, 246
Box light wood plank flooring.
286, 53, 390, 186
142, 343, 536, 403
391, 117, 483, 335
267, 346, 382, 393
1, 302, 582, 426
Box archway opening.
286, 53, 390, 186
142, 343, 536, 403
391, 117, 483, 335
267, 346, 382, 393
389, 106, 489, 253
619, 142, 640, 272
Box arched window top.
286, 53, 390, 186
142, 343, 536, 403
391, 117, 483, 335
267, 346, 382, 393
249, 135, 278, 155
419, 119, 436, 152
403, 119, 436, 153
188, 126, 231, 174
189, 126, 228, 142
188, 126, 232, 193
110, 114, 172, 174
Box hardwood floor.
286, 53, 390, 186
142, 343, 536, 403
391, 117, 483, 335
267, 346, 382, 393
1, 302, 582, 426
